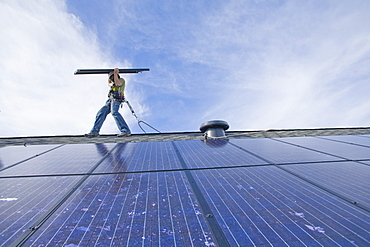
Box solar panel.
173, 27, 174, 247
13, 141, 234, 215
281, 161, 370, 209
319, 134, 370, 147
0, 144, 61, 171
1, 134, 370, 246
230, 138, 344, 164
0, 143, 115, 177
93, 142, 183, 173
191, 166, 370, 246
0, 176, 83, 246
25, 172, 214, 246
173, 139, 267, 168
277, 136, 370, 160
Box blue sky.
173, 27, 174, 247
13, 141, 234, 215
1, 0, 370, 137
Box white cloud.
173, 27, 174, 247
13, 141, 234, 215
0, 0, 138, 137
1, 0, 370, 136
93, 0, 370, 132
179, 0, 370, 130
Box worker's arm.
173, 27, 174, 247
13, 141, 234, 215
113, 68, 122, 86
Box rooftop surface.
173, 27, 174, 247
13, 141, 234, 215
1, 127, 370, 246
2, 126, 370, 147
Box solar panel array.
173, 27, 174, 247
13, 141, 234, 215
1, 135, 370, 246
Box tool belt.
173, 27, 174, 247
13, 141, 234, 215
108, 90, 125, 102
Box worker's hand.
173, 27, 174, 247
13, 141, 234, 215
114, 68, 119, 74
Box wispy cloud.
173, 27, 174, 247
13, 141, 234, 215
0, 0, 135, 136
134, 0, 370, 130
1, 0, 370, 136
94, 0, 370, 131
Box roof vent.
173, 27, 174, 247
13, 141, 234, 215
200, 120, 229, 139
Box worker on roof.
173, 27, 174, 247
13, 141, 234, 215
85, 68, 131, 137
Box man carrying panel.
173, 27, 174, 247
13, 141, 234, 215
85, 68, 131, 137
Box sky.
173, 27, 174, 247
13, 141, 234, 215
1, 0, 370, 137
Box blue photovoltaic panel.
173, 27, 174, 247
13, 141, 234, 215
0, 144, 61, 170
278, 136, 370, 160
191, 166, 370, 246
282, 161, 370, 209
26, 172, 214, 246
0, 176, 82, 246
173, 139, 267, 168
360, 160, 370, 169
1, 135, 370, 246
319, 135, 370, 147
230, 138, 344, 164
93, 142, 182, 173
0, 143, 115, 177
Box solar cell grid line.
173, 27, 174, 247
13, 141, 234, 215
94, 174, 130, 246
252, 167, 370, 245
140, 169, 151, 245
34, 175, 101, 245
192, 167, 369, 246
191, 168, 309, 246
11, 143, 123, 247
157, 172, 175, 246
26, 171, 214, 246
162, 159, 178, 245
171, 141, 231, 247
117, 171, 213, 246
228, 167, 322, 245
93, 142, 182, 173
0, 144, 63, 172
0, 176, 66, 230
78, 174, 133, 246
281, 162, 370, 211
241, 135, 370, 213
217, 139, 369, 216
273, 136, 370, 161
27, 173, 135, 246
169, 171, 215, 246
74, 176, 116, 246
167, 168, 211, 246
155, 172, 161, 246
126, 142, 149, 172
229, 138, 344, 165
98, 173, 136, 247
242, 168, 343, 245
125, 172, 146, 246
169, 165, 212, 246
92, 143, 135, 173
91, 173, 146, 247
274, 161, 370, 213
191, 169, 277, 246
241, 166, 366, 243
173, 140, 267, 169
0, 176, 82, 247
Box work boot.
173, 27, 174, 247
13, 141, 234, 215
84, 132, 99, 138
117, 131, 131, 137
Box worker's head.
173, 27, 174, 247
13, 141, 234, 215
108, 71, 120, 80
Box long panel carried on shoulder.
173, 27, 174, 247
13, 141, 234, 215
74, 68, 150, 75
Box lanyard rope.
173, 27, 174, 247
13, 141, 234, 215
123, 100, 161, 134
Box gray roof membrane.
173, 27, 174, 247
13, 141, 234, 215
1, 127, 370, 147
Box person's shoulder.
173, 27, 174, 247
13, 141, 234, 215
119, 78, 125, 83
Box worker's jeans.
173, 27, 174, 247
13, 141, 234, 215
90, 98, 130, 134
